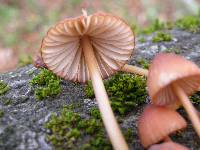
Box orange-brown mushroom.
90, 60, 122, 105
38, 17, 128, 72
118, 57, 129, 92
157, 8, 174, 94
40, 10, 135, 150
138, 105, 187, 148
148, 142, 189, 150
147, 53, 200, 137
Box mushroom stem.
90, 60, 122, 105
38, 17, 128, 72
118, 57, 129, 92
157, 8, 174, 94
81, 36, 129, 150
172, 83, 200, 137
121, 64, 148, 76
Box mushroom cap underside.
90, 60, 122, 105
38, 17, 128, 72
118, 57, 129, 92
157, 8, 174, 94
41, 12, 135, 83
147, 53, 200, 108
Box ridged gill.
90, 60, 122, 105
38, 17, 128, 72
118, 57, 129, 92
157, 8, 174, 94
41, 12, 135, 83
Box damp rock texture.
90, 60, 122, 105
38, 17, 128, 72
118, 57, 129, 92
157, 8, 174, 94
0, 29, 200, 150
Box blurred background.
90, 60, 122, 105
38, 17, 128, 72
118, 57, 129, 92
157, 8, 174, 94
0, 0, 200, 72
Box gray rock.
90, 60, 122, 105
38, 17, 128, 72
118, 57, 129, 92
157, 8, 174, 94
0, 29, 200, 150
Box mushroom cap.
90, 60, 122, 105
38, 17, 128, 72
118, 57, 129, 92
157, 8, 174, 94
40, 11, 135, 83
148, 142, 189, 150
138, 105, 187, 148
147, 53, 200, 109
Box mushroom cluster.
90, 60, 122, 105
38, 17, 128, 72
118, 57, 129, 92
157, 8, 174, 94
137, 53, 200, 149
138, 104, 189, 149
36, 10, 200, 149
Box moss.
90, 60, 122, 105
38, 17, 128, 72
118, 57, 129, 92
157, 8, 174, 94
190, 91, 200, 105
85, 73, 147, 116
124, 128, 134, 143
30, 68, 61, 100
152, 32, 172, 43
89, 108, 101, 120
175, 15, 200, 33
18, 55, 32, 67
165, 47, 181, 54
138, 37, 146, 43
45, 106, 112, 150
137, 59, 150, 69
141, 19, 165, 35
3, 99, 12, 106
0, 109, 4, 118
0, 81, 10, 96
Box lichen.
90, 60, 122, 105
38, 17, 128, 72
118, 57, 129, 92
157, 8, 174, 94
0, 81, 10, 96
45, 105, 112, 150
85, 73, 147, 116
152, 32, 172, 43
29, 68, 61, 100
175, 15, 200, 33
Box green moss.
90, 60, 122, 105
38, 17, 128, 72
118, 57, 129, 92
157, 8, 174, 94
3, 99, 12, 106
152, 32, 172, 43
175, 15, 200, 33
30, 68, 61, 100
141, 19, 165, 35
0, 81, 10, 96
165, 47, 181, 54
18, 55, 32, 67
137, 59, 150, 69
124, 128, 134, 143
89, 108, 101, 120
45, 106, 111, 150
190, 91, 200, 105
138, 37, 146, 43
85, 73, 147, 116
0, 109, 4, 118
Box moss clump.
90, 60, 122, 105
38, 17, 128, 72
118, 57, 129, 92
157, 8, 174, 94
152, 32, 172, 43
141, 19, 165, 35
30, 68, 61, 100
137, 59, 150, 69
18, 55, 32, 67
45, 106, 111, 150
175, 15, 200, 33
3, 99, 12, 105
0, 81, 10, 96
190, 91, 200, 105
0, 109, 4, 118
165, 47, 181, 54
138, 37, 146, 43
85, 73, 147, 116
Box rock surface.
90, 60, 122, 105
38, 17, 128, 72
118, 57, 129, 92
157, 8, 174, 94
0, 29, 200, 150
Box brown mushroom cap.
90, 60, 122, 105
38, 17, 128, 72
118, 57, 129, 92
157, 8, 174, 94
40, 11, 135, 83
147, 53, 200, 109
138, 105, 187, 148
148, 142, 189, 150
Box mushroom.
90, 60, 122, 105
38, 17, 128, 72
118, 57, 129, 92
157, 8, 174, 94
148, 142, 189, 150
147, 53, 200, 137
138, 104, 187, 148
40, 10, 135, 150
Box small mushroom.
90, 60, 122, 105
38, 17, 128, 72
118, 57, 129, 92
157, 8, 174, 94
40, 10, 135, 150
148, 142, 189, 150
138, 105, 187, 148
147, 53, 200, 137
